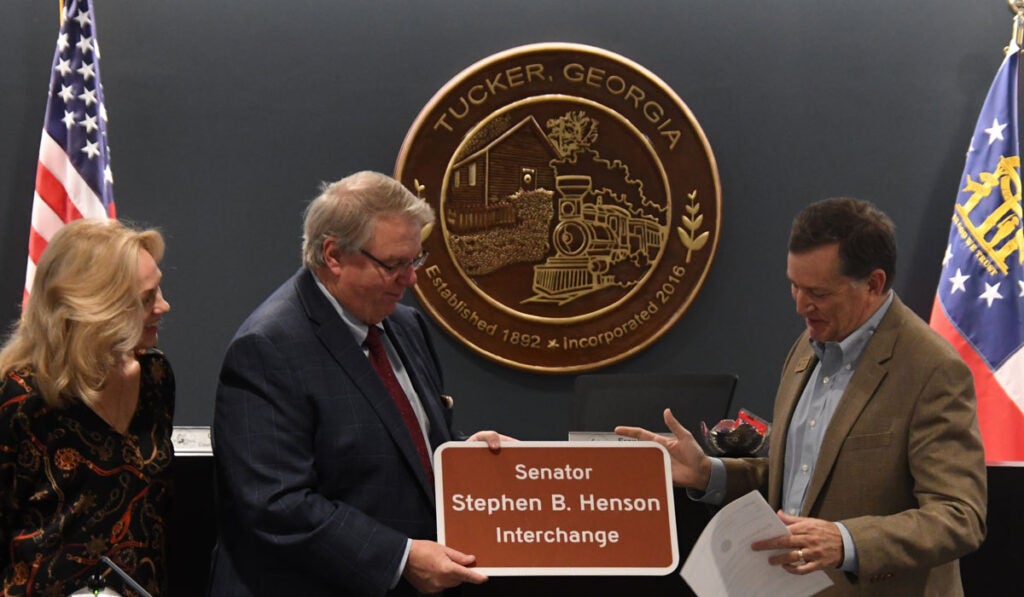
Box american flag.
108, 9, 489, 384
929, 36, 1024, 464
25, 0, 116, 306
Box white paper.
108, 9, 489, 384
566, 431, 674, 442
681, 490, 833, 597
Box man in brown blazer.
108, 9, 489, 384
619, 198, 986, 595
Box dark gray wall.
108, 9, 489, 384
0, 1, 1009, 439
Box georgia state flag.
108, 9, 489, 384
930, 40, 1024, 464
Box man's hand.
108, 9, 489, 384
403, 540, 488, 593
466, 430, 517, 451
615, 408, 712, 490
750, 511, 844, 573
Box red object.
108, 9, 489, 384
736, 409, 769, 434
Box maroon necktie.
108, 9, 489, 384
364, 326, 434, 484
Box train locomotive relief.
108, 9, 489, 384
442, 110, 669, 309
531, 175, 664, 305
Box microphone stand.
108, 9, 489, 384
98, 556, 154, 597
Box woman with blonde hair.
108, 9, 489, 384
0, 219, 174, 595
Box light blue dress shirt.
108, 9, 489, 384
696, 291, 893, 573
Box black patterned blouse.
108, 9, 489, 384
0, 350, 175, 596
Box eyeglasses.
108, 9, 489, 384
360, 248, 429, 277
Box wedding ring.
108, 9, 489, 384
789, 548, 806, 567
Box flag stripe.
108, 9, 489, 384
27, 224, 51, 267
994, 347, 1024, 413
37, 133, 108, 219
931, 298, 1024, 463
22, 262, 36, 302
34, 161, 83, 225
30, 188, 72, 241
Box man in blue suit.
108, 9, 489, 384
209, 171, 508, 596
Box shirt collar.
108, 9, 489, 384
312, 271, 374, 344
809, 290, 894, 365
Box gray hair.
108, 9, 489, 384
302, 171, 435, 269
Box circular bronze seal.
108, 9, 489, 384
396, 43, 720, 373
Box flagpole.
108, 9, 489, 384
59, 0, 64, 23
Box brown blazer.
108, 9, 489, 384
723, 296, 986, 596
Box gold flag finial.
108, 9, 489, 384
1011, 0, 1024, 49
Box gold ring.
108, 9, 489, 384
797, 549, 804, 561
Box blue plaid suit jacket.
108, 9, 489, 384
209, 268, 456, 596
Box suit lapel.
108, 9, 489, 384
769, 340, 817, 508
295, 269, 436, 503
